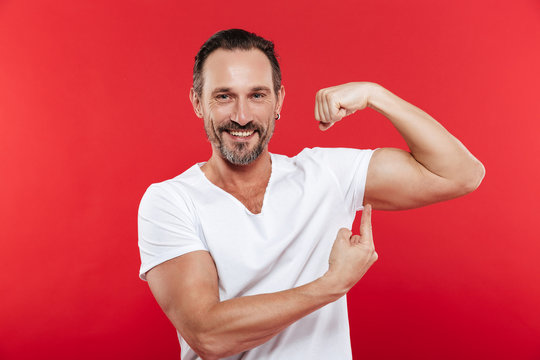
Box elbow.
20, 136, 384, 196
190, 331, 230, 360
457, 159, 486, 195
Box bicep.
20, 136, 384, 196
364, 147, 461, 210
146, 250, 219, 345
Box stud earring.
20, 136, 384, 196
275, 113, 280, 120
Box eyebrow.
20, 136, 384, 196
251, 86, 272, 92
211, 87, 232, 95
210, 86, 272, 96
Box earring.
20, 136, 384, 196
275, 113, 280, 120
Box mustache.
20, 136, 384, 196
217, 121, 262, 133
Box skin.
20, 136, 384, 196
314, 82, 486, 210
147, 48, 485, 359
189, 49, 284, 214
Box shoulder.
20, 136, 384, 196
290, 147, 375, 166
139, 164, 204, 215
270, 147, 374, 183
270, 147, 375, 171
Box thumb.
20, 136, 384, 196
318, 122, 334, 131
336, 107, 347, 119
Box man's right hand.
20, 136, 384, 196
146, 205, 377, 359
323, 204, 378, 295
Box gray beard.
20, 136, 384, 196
218, 140, 265, 165
206, 119, 274, 166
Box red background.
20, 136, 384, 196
1, 0, 539, 359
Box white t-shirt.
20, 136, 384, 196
138, 147, 375, 360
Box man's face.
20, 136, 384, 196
192, 49, 284, 165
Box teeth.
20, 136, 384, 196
230, 130, 254, 137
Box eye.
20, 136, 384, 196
252, 93, 266, 99
216, 94, 229, 100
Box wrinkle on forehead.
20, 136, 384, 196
203, 49, 274, 92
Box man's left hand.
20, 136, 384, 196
314, 82, 377, 131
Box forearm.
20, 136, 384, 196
190, 274, 343, 359
368, 84, 485, 187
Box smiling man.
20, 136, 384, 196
199, 48, 278, 167
137, 29, 485, 360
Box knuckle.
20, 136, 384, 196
325, 93, 334, 102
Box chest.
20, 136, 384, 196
209, 170, 271, 214
226, 185, 266, 214
194, 172, 354, 299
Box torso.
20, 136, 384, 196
140, 148, 375, 359
222, 181, 268, 214
173, 149, 361, 359
200, 154, 272, 215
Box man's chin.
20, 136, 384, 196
220, 144, 263, 166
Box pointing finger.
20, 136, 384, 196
359, 204, 373, 243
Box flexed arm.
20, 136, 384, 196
314, 82, 485, 210
147, 205, 377, 360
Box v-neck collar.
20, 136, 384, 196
195, 153, 276, 216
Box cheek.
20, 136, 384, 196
254, 102, 275, 118
207, 103, 234, 121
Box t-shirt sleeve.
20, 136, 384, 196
137, 182, 208, 281
306, 147, 376, 212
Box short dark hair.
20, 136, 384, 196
193, 29, 281, 97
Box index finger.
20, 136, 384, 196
359, 203, 373, 242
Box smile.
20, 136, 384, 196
228, 130, 255, 137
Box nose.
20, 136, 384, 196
231, 98, 251, 126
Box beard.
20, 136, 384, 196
205, 118, 274, 165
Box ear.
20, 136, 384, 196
189, 88, 204, 119
275, 85, 286, 115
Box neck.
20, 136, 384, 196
201, 147, 272, 189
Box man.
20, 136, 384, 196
138, 29, 484, 360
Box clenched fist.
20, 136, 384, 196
314, 82, 380, 131
324, 204, 378, 294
